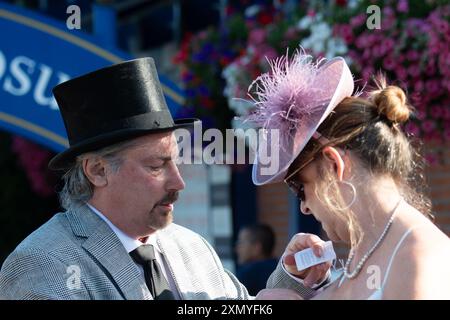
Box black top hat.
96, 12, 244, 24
49, 57, 198, 170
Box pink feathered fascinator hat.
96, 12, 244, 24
244, 50, 354, 185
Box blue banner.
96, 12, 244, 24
0, 2, 184, 152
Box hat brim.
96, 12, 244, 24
48, 118, 199, 170
252, 57, 354, 185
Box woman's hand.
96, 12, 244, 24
282, 233, 332, 287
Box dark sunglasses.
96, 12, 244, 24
286, 179, 306, 201
283, 156, 315, 202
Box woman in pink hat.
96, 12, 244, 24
248, 50, 450, 299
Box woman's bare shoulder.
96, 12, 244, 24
383, 225, 450, 299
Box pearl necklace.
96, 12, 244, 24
343, 198, 403, 280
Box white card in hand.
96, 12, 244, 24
294, 241, 336, 272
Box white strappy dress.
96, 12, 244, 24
336, 227, 417, 300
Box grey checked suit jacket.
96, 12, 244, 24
0, 204, 315, 300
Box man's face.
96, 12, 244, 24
103, 132, 185, 237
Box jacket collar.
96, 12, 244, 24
66, 204, 152, 300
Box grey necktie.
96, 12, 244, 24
130, 244, 175, 300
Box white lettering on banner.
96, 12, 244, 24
0, 50, 70, 110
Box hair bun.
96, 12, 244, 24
371, 84, 411, 124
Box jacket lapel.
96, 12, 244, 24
66, 204, 152, 300
155, 228, 191, 299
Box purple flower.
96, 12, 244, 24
397, 0, 409, 13
383, 6, 395, 17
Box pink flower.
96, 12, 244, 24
410, 92, 423, 107
445, 129, 450, 141
11, 136, 54, 197
425, 80, 441, 96
350, 14, 366, 27
421, 119, 436, 133
382, 39, 395, 53
382, 16, 396, 30
406, 50, 420, 61
430, 106, 443, 119
416, 110, 427, 120
256, 45, 277, 60
395, 67, 408, 80
438, 54, 450, 74
413, 80, 424, 92
362, 48, 372, 60
442, 107, 450, 119
248, 29, 266, 46
425, 63, 436, 76
355, 34, 376, 49
408, 65, 421, 78
372, 45, 384, 58
383, 55, 396, 70
336, 24, 354, 43
362, 67, 374, 81
405, 122, 420, 136
284, 27, 298, 40
424, 153, 438, 166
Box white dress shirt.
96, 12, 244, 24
86, 203, 180, 299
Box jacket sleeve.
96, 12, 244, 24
266, 259, 319, 299
0, 248, 90, 300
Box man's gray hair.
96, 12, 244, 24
58, 138, 141, 211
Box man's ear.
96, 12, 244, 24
321, 146, 346, 180
82, 156, 109, 187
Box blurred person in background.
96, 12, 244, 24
235, 224, 278, 295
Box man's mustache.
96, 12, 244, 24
158, 192, 179, 205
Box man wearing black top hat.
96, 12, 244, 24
0, 58, 329, 300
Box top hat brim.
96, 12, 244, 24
49, 118, 199, 170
